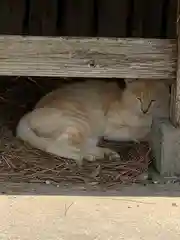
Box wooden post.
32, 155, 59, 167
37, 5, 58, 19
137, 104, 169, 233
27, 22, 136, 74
170, 0, 180, 126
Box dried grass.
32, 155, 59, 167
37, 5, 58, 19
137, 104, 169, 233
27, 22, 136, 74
0, 77, 152, 187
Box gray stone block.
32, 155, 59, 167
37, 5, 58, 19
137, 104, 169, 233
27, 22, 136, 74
151, 118, 180, 176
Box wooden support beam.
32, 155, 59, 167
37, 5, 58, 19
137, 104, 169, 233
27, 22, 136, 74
170, 1, 180, 125
0, 35, 176, 79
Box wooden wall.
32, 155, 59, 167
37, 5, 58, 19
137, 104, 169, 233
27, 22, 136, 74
0, 0, 177, 38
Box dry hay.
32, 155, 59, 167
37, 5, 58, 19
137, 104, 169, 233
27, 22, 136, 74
0, 77, 152, 187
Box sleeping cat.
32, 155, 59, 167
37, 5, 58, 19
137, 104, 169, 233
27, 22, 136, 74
16, 79, 169, 165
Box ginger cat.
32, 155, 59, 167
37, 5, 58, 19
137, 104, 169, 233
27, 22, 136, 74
16, 79, 169, 165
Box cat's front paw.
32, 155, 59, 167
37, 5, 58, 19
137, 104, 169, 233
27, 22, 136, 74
84, 147, 120, 162
103, 148, 121, 160
85, 154, 98, 162
85, 151, 104, 162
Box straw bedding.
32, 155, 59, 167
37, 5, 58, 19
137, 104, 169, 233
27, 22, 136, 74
0, 77, 152, 187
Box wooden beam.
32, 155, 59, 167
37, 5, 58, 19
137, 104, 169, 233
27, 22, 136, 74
170, 0, 180, 125
0, 35, 176, 79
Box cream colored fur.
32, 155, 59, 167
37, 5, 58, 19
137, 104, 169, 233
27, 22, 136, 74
105, 79, 170, 141
16, 79, 169, 165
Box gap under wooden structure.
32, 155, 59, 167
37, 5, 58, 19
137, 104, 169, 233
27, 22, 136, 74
170, 0, 180, 126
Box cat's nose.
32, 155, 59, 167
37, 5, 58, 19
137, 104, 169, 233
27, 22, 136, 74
141, 104, 152, 114
141, 101, 154, 114
142, 109, 148, 114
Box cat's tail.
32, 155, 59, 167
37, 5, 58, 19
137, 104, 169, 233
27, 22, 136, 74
16, 112, 52, 151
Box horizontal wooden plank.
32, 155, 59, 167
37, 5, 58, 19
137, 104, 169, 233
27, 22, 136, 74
0, 35, 176, 79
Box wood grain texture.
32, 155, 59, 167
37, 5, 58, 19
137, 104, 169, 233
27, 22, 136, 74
0, 35, 176, 79
171, 0, 180, 126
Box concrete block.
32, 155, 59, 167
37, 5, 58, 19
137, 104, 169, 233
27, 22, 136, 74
151, 118, 180, 176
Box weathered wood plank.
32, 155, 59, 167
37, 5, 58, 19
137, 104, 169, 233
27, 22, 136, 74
170, 0, 180, 125
0, 35, 176, 79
